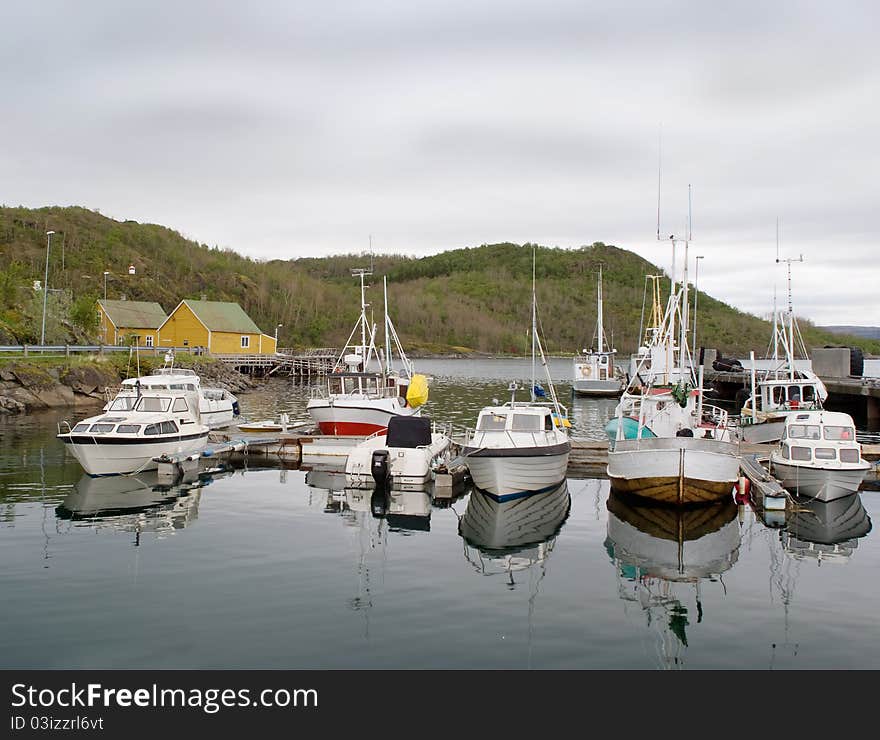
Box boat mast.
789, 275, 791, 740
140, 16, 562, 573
531, 245, 537, 402
597, 265, 604, 354
383, 276, 391, 374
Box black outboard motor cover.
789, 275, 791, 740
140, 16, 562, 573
676, 428, 694, 437
386, 416, 432, 448
371, 449, 391, 486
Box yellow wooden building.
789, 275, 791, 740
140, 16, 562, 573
97, 300, 168, 347
157, 300, 278, 354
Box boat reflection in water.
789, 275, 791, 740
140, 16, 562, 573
782, 493, 872, 563
54, 469, 223, 543
459, 482, 571, 584
604, 491, 740, 668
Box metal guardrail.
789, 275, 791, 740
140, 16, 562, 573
0, 344, 198, 357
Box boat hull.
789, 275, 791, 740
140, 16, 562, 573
769, 459, 870, 502
306, 397, 420, 436
345, 433, 453, 490
462, 446, 570, 501
607, 437, 740, 506
59, 433, 210, 477
572, 379, 624, 397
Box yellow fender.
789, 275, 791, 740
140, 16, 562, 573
406, 374, 429, 408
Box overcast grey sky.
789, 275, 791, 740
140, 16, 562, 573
2, 1, 877, 325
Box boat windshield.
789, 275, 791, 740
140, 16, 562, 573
511, 414, 542, 432
823, 425, 855, 441
477, 413, 507, 431
108, 397, 137, 412
788, 424, 820, 440
135, 397, 171, 413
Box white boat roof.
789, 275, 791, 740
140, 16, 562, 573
785, 410, 855, 426
122, 374, 200, 388
478, 403, 551, 415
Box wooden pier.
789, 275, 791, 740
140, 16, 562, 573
212, 348, 338, 377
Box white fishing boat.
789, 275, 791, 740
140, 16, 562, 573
737, 252, 828, 443
57, 383, 210, 476
344, 415, 454, 490
769, 410, 871, 502
462, 248, 572, 501
106, 352, 240, 430
606, 227, 740, 506
572, 265, 626, 397
306, 270, 428, 436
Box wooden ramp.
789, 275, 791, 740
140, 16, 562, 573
739, 453, 790, 511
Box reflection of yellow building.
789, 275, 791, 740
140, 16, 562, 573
97, 300, 167, 346
157, 300, 277, 354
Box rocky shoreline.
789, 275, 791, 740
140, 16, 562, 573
0, 358, 257, 415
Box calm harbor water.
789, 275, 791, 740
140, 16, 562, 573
1, 358, 878, 669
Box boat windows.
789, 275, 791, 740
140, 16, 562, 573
477, 414, 507, 431
802, 386, 815, 402
172, 398, 189, 413
788, 424, 820, 440
511, 414, 542, 432
545, 414, 554, 431
840, 448, 861, 463
89, 423, 115, 434
116, 424, 140, 434
136, 397, 171, 413
160, 421, 178, 434
814, 447, 836, 460
790, 446, 812, 461
823, 425, 855, 441
144, 424, 161, 435
328, 377, 344, 394
108, 397, 137, 412
780, 444, 790, 459
772, 386, 785, 405
72, 423, 90, 433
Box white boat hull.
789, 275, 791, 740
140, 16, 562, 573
769, 459, 870, 502
572, 378, 624, 396
607, 437, 740, 505
306, 397, 420, 436
464, 451, 570, 501
60, 433, 209, 477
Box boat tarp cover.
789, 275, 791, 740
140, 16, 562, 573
406, 374, 429, 408
605, 416, 657, 441
387, 416, 432, 448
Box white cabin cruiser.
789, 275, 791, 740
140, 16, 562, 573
58, 384, 210, 476
344, 416, 453, 490
307, 271, 428, 435
769, 410, 870, 502
105, 355, 240, 430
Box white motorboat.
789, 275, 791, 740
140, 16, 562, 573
606, 234, 740, 506
307, 271, 428, 436
769, 410, 871, 501
572, 265, 626, 397
344, 416, 454, 490
462, 247, 571, 501
57, 383, 210, 476
737, 255, 828, 443
106, 353, 240, 430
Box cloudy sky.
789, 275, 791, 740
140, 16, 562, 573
2, 1, 877, 325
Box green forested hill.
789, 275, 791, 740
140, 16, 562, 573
1, 205, 876, 356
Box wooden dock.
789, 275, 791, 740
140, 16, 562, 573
212, 348, 338, 377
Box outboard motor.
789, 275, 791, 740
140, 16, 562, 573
371, 449, 391, 488
232, 400, 240, 417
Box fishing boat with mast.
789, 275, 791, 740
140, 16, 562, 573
306, 269, 428, 436
737, 248, 828, 443
605, 202, 741, 506
461, 247, 572, 501
572, 264, 626, 397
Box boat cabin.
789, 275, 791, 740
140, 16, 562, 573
746, 377, 823, 415
325, 371, 409, 400
475, 404, 556, 433
776, 411, 862, 465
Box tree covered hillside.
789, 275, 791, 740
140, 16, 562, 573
1, 205, 876, 356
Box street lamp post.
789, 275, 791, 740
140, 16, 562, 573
103, 271, 110, 301
40, 231, 55, 346
692, 255, 704, 357
275, 323, 283, 347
